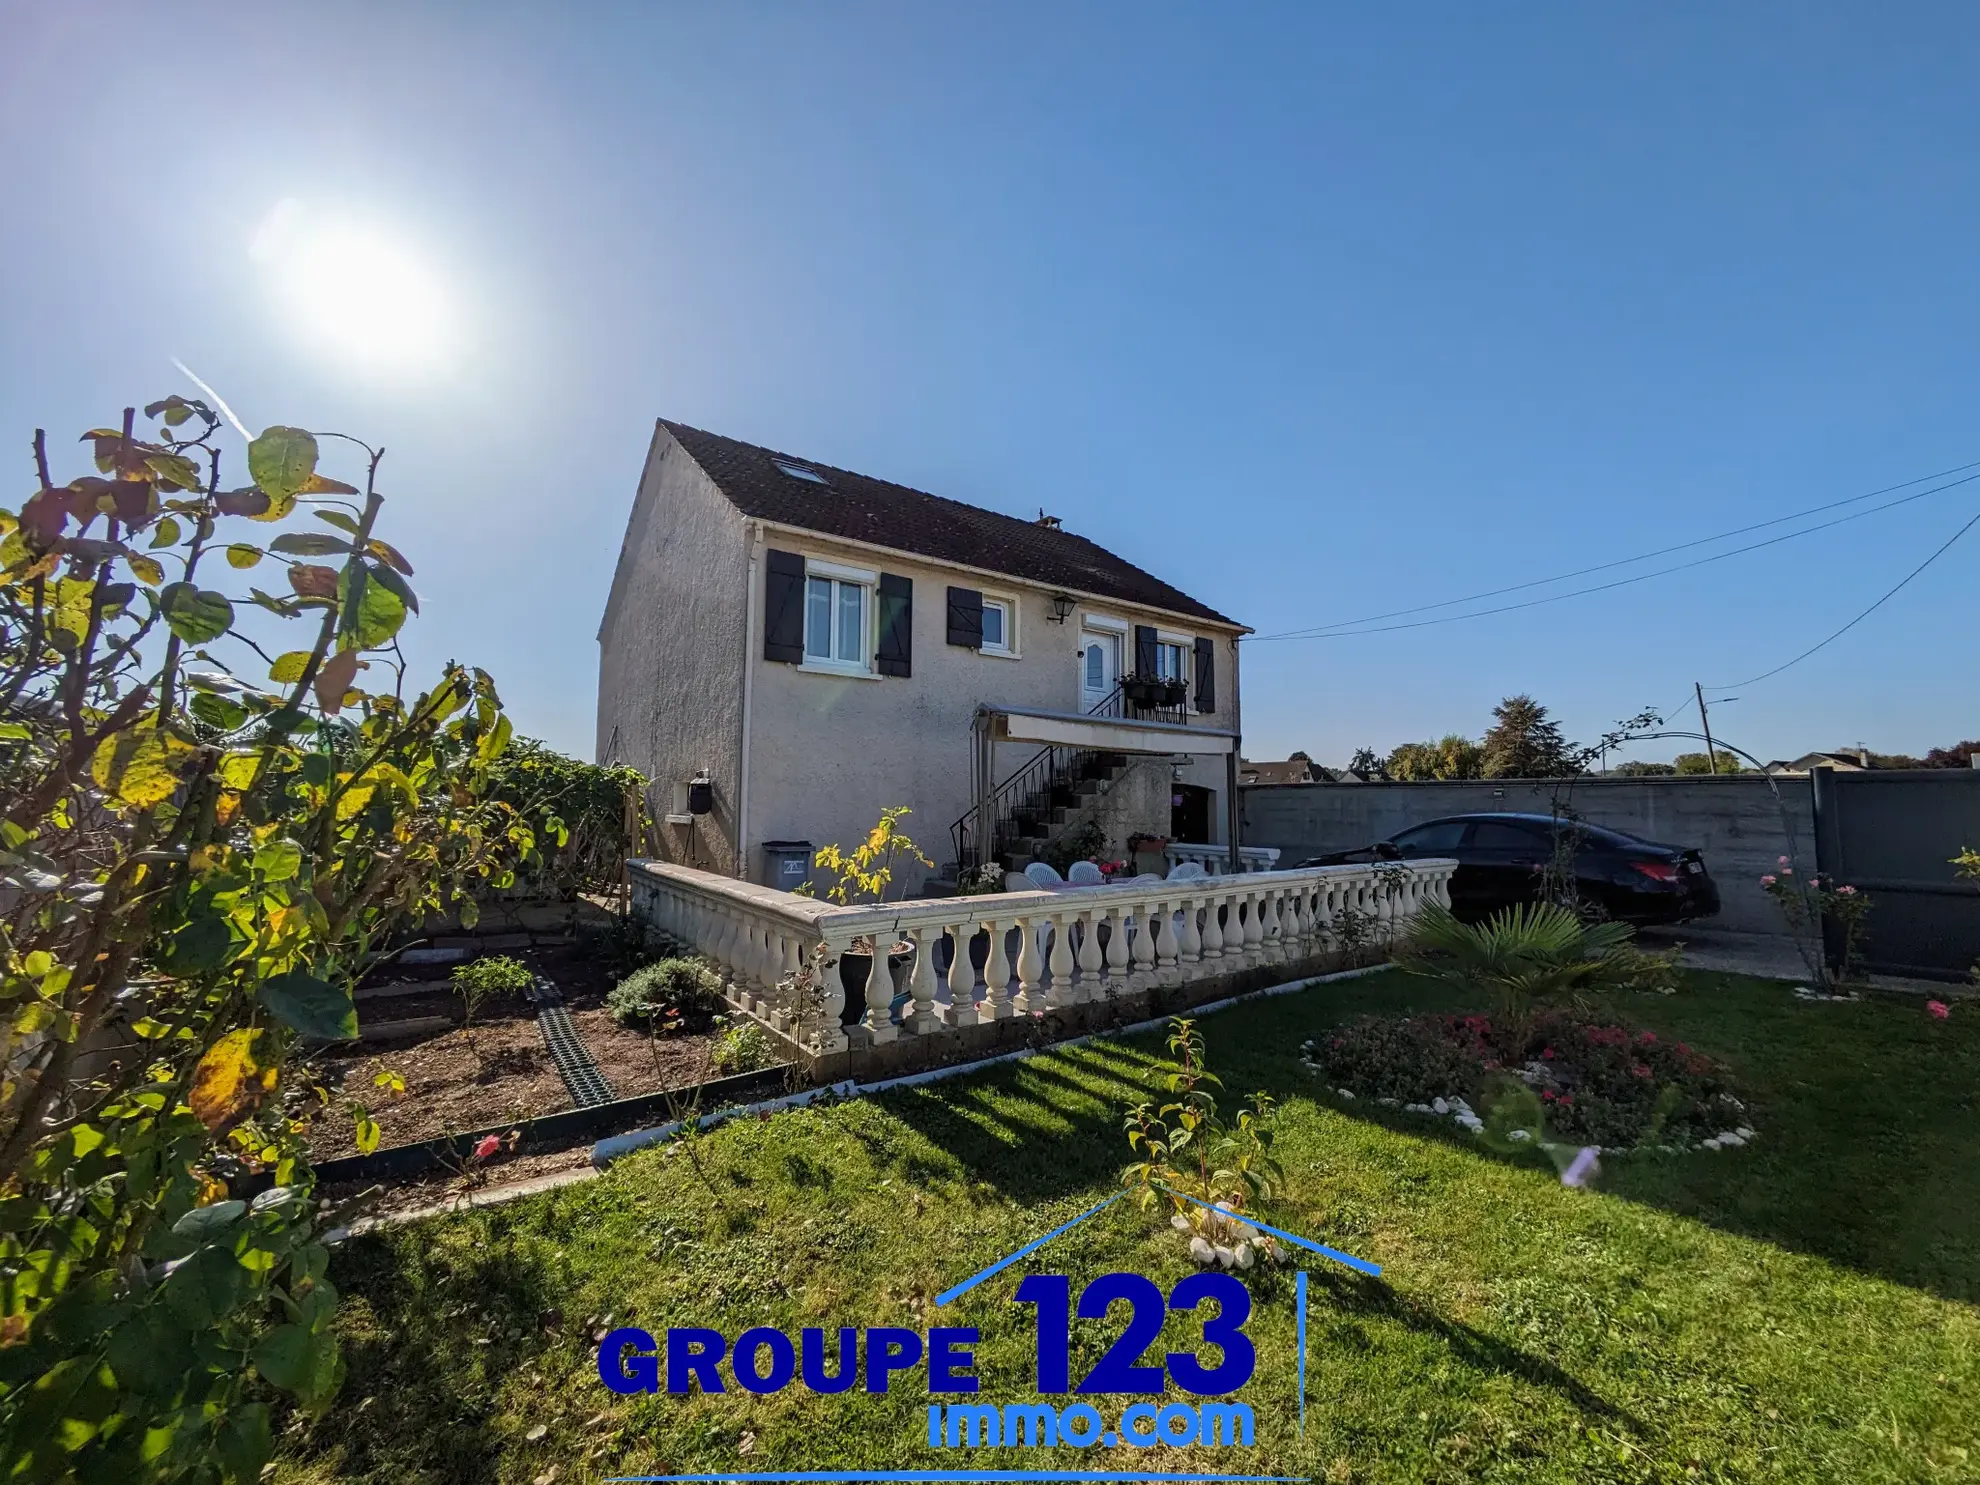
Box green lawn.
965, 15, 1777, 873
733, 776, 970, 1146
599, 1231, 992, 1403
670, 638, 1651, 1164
276, 971, 1980, 1484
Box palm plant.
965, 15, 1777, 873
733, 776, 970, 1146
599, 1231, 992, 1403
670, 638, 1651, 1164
1402, 900, 1634, 1032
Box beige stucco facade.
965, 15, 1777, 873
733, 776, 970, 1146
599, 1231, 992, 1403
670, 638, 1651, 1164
598, 425, 1245, 889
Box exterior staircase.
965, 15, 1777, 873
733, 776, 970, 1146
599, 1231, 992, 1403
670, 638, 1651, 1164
998, 748, 1133, 868
936, 746, 1135, 889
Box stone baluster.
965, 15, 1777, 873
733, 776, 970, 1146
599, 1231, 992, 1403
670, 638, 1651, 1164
983, 918, 1015, 1019
904, 925, 942, 1034
1259, 887, 1284, 964
772, 931, 801, 1032
862, 935, 899, 1044
1046, 907, 1079, 1009
1075, 907, 1105, 1002
810, 926, 852, 1053
1014, 913, 1047, 1015
1130, 900, 1160, 989
1178, 893, 1203, 965
1282, 883, 1308, 956
1154, 897, 1182, 984
1241, 886, 1266, 964
943, 919, 981, 1028
1199, 889, 1225, 960
1102, 904, 1131, 997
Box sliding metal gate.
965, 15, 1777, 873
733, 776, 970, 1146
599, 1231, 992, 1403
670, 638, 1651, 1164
1811, 765, 1980, 982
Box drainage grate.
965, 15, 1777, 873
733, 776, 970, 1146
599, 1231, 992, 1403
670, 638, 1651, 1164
526, 976, 615, 1108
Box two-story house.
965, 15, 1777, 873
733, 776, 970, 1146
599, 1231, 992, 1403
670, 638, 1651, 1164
596, 420, 1249, 893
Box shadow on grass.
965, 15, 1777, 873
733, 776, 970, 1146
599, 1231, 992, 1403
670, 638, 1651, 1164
886, 969, 1980, 1304
291, 1224, 566, 1485
1308, 1267, 1642, 1431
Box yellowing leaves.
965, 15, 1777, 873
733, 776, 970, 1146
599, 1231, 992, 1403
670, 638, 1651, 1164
126, 553, 165, 587
268, 651, 313, 685
90, 729, 194, 808
225, 544, 263, 570
188, 1028, 278, 1131
217, 751, 263, 791
49, 578, 95, 642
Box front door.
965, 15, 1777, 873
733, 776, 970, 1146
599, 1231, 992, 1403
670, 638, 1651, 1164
1080, 629, 1120, 712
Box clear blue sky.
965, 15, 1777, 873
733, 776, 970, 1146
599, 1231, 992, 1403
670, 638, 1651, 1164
6, 2, 1978, 768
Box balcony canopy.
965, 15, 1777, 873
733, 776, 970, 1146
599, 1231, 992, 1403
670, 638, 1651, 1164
985, 704, 1239, 757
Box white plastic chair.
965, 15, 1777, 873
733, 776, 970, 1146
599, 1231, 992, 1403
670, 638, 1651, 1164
1004, 872, 1033, 893
1024, 861, 1066, 890
1167, 860, 1208, 882
1067, 861, 1106, 887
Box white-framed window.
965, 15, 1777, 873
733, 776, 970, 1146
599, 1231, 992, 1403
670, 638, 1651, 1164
802, 559, 874, 673
1154, 639, 1188, 683
981, 596, 1016, 656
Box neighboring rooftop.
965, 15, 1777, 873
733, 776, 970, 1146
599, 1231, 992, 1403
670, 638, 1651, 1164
659, 419, 1239, 627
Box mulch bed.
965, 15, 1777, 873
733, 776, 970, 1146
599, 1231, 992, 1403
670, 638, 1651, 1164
304, 943, 718, 1162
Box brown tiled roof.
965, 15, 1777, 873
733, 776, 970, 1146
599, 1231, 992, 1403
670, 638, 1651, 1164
660, 419, 1239, 627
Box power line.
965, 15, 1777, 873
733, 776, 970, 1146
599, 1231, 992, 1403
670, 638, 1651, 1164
1246, 471, 1980, 642
1248, 458, 1980, 642
1703, 504, 1980, 692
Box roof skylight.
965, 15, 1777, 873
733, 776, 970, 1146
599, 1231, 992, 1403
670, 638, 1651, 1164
772, 457, 829, 484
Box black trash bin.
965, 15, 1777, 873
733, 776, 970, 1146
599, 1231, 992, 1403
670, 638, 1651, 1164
761, 840, 813, 895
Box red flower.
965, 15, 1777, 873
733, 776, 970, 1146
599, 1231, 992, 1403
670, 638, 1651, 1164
472, 1135, 502, 1161
1541, 1047, 1555, 1060
1560, 1095, 1574, 1107
1927, 1000, 1951, 1021
1638, 1030, 1657, 1044
1541, 1090, 1556, 1101
1632, 1063, 1651, 1078
1676, 1042, 1690, 1054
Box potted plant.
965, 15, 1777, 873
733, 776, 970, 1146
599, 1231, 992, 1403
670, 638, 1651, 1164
809, 807, 935, 1025
1123, 673, 1167, 709
1157, 677, 1188, 708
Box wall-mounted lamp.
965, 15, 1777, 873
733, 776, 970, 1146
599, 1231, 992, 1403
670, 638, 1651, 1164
687, 770, 714, 815
1047, 592, 1076, 624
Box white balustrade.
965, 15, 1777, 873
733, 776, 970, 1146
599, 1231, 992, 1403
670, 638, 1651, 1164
1164, 842, 1282, 875
628, 858, 1456, 1056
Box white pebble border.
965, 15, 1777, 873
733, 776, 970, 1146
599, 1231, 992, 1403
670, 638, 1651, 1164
1792, 984, 1861, 1003
1298, 1047, 1755, 1156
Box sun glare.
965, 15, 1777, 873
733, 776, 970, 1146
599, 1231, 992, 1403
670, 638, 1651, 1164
253, 203, 451, 370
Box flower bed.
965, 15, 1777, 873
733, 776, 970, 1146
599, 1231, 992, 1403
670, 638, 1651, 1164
1302, 1009, 1750, 1150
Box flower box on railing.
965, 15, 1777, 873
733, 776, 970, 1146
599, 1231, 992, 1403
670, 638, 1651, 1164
1123, 675, 1187, 710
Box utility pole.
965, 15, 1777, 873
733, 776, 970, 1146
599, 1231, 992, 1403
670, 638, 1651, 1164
1695, 682, 1721, 775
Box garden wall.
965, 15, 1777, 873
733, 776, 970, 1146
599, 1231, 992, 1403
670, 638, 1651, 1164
1241, 775, 1815, 935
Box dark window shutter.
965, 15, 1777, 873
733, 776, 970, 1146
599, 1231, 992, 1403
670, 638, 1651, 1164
764, 549, 805, 663
1134, 624, 1158, 678
1193, 637, 1216, 713
945, 586, 983, 648
876, 573, 913, 677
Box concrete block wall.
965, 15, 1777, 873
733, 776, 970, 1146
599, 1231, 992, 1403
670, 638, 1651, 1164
1240, 776, 1815, 936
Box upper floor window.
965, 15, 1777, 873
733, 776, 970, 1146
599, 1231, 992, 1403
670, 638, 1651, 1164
1154, 640, 1188, 683
805, 573, 868, 669
981, 597, 1014, 656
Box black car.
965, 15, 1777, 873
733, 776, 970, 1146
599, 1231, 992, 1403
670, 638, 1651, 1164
1298, 812, 1721, 925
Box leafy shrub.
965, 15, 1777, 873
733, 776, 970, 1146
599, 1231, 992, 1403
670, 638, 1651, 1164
450, 954, 532, 1061
1042, 820, 1108, 876
1124, 1018, 1286, 1268
608, 957, 723, 1027
578, 910, 660, 976
1403, 900, 1635, 1030
1305, 1009, 1742, 1147
0, 400, 535, 1480
450, 953, 532, 999
1302, 1014, 1485, 1105
710, 1019, 774, 1075
483, 738, 651, 899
